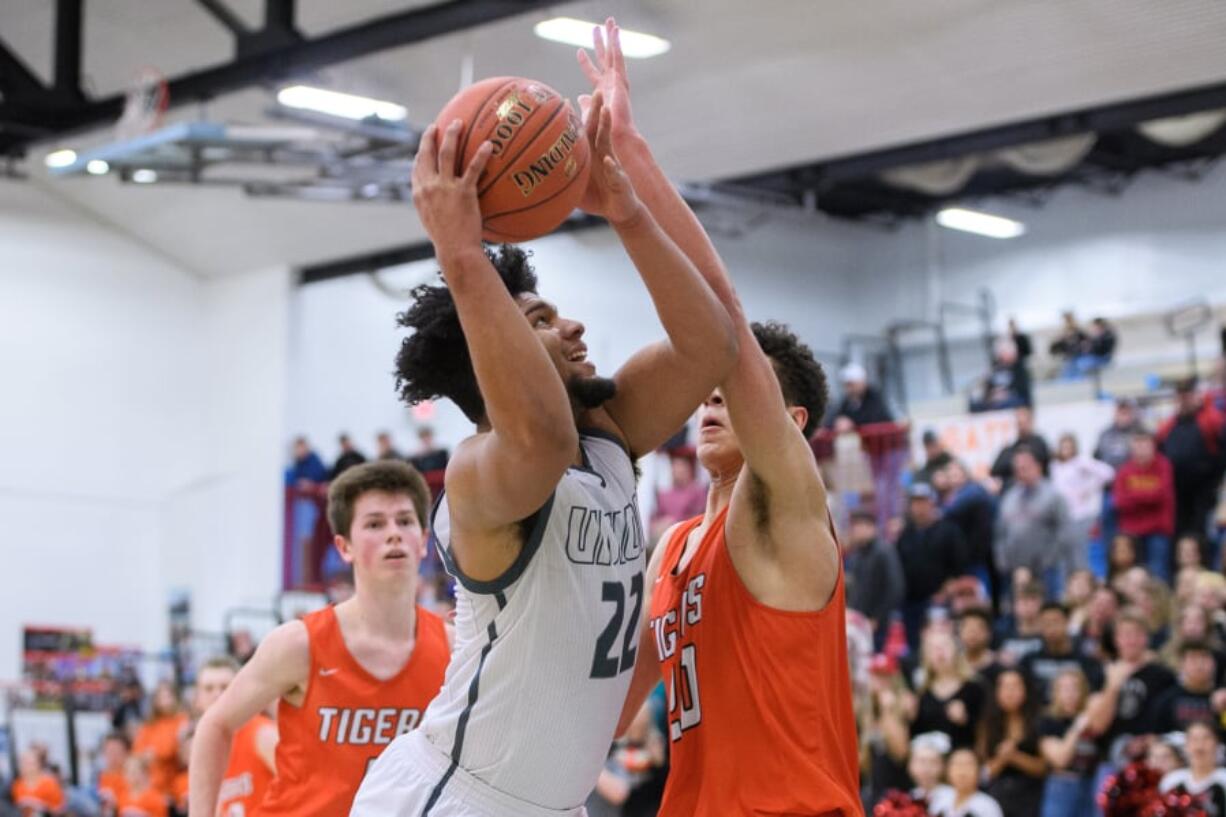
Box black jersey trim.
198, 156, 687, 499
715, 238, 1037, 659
430, 488, 557, 595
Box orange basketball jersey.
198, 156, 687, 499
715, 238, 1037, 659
217, 715, 275, 816
12, 774, 65, 816
253, 604, 449, 817
649, 508, 863, 816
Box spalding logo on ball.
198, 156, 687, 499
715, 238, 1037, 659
433, 77, 591, 243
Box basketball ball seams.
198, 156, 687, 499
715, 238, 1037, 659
477, 99, 567, 198
483, 162, 589, 223
454, 78, 518, 177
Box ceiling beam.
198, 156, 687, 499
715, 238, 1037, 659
195, 0, 251, 38
1, 0, 555, 154
0, 40, 48, 101
299, 215, 607, 284
54, 0, 84, 102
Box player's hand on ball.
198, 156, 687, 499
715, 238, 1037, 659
577, 17, 635, 141
411, 119, 493, 256
578, 92, 640, 226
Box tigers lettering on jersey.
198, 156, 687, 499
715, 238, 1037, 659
651, 573, 706, 741
218, 773, 253, 802
564, 500, 646, 566
651, 573, 705, 661
316, 707, 421, 745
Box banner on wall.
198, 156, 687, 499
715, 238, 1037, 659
21, 625, 141, 711
911, 402, 1118, 479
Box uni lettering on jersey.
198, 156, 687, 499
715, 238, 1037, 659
564, 500, 646, 566
316, 707, 421, 745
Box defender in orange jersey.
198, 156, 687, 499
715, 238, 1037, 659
580, 20, 862, 816
186, 656, 277, 817
189, 461, 451, 817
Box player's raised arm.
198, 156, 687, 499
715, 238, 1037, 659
189, 621, 306, 817
578, 93, 737, 457
411, 121, 577, 541
580, 21, 836, 592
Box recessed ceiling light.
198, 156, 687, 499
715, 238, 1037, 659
936, 207, 1026, 239
534, 17, 670, 58
44, 149, 77, 168
132, 169, 158, 184
276, 85, 407, 122
86, 160, 110, 175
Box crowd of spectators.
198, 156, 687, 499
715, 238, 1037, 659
287, 427, 451, 490
852, 370, 1226, 817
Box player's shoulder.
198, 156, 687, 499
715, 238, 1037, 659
255, 618, 312, 670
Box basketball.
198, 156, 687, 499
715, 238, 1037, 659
433, 76, 590, 243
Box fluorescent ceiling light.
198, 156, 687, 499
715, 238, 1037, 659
276, 85, 407, 122
534, 17, 671, 58
44, 149, 77, 168
936, 207, 1026, 239
86, 160, 110, 175
132, 169, 158, 184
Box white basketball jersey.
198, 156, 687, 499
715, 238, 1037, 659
417, 430, 646, 810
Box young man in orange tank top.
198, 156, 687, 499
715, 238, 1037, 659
189, 461, 452, 817
579, 20, 862, 816
182, 655, 276, 817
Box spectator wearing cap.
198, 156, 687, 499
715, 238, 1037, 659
845, 510, 906, 651
896, 482, 972, 651
995, 447, 1077, 600
1095, 397, 1145, 547
1113, 430, 1176, 581
827, 362, 894, 432
991, 407, 1052, 490
330, 433, 367, 479
1158, 377, 1226, 542
973, 337, 1032, 413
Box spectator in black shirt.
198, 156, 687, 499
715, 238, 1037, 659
974, 338, 1032, 413
897, 482, 972, 651
999, 582, 1047, 668
1021, 602, 1105, 702
1088, 611, 1176, 762
914, 430, 954, 486
1038, 669, 1101, 817
1008, 318, 1033, 363
330, 433, 367, 479
980, 669, 1048, 817
959, 608, 1000, 679
1158, 377, 1226, 539
828, 362, 893, 431
1050, 312, 1088, 369
991, 407, 1051, 487
375, 430, 402, 460
409, 426, 449, 473
1148, 641, 1224, 737
909, 629, 986, 751
845, 510, 906, 651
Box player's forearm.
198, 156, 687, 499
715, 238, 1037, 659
441, 247, 574, 450
611, 207, 735, 367
615, 132, 744, 318
188, 715, 235, 817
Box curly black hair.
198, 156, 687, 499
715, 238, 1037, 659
751, 321, 829, 438
394, 245, 538, 423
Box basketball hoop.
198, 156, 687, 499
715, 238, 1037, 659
115, 67, 169, 141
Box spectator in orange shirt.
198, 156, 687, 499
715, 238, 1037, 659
11, 747, 65, 816
117, 756, 167, 817
97, 733, 131, 816
133, 681, 188, 797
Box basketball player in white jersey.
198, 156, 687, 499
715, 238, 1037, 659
349, 94, 737, 814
